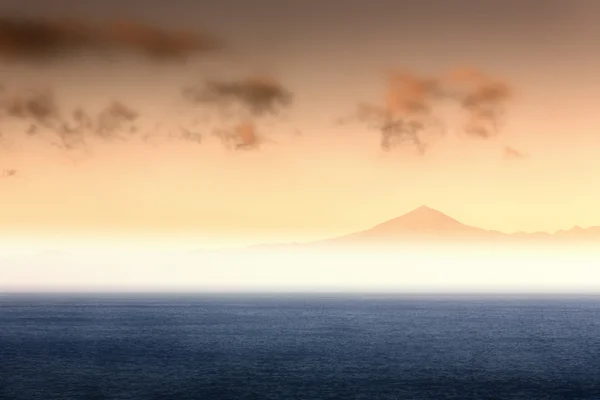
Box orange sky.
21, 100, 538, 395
0, 0, 599, 247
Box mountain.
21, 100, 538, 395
246, 206, 599, 251
555, 225, 600, 239
359, 206, 471, 232
316, 206, 509, 247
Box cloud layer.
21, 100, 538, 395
0, 15, 517, 165
0, 17, 222, 63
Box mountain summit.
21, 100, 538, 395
370, 206, 467, 232
325, 206, 499, 244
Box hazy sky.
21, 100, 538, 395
1, 0, 600, 246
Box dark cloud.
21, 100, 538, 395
95, 101, 139, 139
52, 107, 92, 150
443, 68, 512, 139
0, 86, 141, 150
0, 17, 223, 63
0, 88, 61, 128
0, 81, 277, 153
182, 75, 293, 150
343, 71, 446, 154
182, 76, 292, 117
51, 101, 140, 149
345, 67, 512, 153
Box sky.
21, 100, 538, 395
0, 0, 600, 249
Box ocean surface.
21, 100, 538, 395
1, 294, 600, 399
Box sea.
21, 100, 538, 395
1, 294, 600, 399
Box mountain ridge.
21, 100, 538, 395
244, 205, 600, 251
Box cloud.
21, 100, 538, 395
384, 70, 441, 116
0, 18, 297, 155
0, 17, 222, 63
52, 101, 140, 149
0, 88, 61, 128
172, 126, 203, 145
345, 67, 513, 153
0, 87, 66, 148
345, 70, 446, 154
0, 21, 294, 155
182, 75, 293, 150
214, 121, 266, 150
0, 168, 16, 178
0, 86, 141, 150
95, 101, 139, 139
183, 76, 292, 117
443, 68, 512, 138
52, 107, 93, 150
503, 146, 528, 160
0, 79, 286, 153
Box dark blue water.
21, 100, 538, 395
1, 294, 600, 399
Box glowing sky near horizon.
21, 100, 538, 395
2, 244, 600, 292
0, 0, 599, 247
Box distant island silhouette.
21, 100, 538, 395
247, 206, 600, 251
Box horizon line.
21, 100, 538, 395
3, 290, 600, 297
